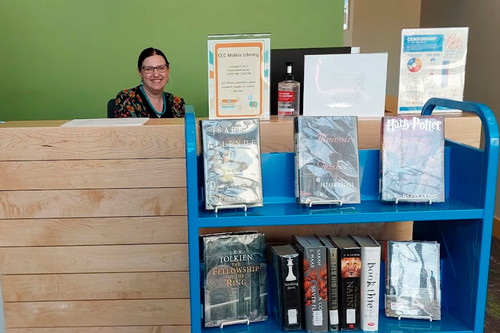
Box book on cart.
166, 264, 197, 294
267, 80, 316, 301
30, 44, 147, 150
267, 243, 303, 331
380, 115, 445, 203
316, 235, 340, 331
328, 235, 361, 331
385, 240, 441, 321
200, 231, 268, 328
294, 116, 360, 206
292, 235, 329, 332
350, 234, 381, 331
200, 118, 263, 210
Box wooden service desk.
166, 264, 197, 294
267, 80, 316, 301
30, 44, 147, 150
0, 114, 481, 331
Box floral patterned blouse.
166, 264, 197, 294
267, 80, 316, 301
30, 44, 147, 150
114, 85, 185, 118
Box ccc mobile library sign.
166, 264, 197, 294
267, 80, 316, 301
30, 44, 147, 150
208, 33, 270, 119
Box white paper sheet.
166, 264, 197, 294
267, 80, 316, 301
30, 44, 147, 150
303, 53, 388, 118
61, 118, 149, 127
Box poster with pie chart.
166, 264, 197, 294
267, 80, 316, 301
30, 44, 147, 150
397, 27, 469, 114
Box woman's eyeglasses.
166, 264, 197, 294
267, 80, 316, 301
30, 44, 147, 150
141, 65, 168, 74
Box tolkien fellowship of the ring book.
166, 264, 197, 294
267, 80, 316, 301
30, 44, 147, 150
267, 243, 303, 331
201, 118, 263, 210
328, 235, 361, 331
294, 116, 360, 205
292, 235, 328, 332
380, 115, 445, 202
201, 231, 268, 327
385, 240, 441, 321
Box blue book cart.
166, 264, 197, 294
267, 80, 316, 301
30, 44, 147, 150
185, 98, 499, 333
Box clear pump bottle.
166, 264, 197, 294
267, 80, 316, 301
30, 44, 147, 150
277, 62, 300, 119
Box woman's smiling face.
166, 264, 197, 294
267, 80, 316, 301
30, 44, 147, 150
138, 55, 170, 94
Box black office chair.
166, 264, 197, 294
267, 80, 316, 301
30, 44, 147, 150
107, 98, 115, 118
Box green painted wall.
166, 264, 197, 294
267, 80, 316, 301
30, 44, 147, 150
0, 0, 343, 121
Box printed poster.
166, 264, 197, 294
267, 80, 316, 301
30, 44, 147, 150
208, 34, 270, 119
398, 27, 469, 113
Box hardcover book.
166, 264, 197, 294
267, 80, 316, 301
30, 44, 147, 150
316, 235, 340, 331
201, 118, 263, 210
294, 116, 360, 205
267, 244, 303, 331
201, 231, 268, 327
380, 115, 445, 203
328, 236, 361, 331
385, 240, 441, 321
350, 235, 381, 331
292, 235, 328, 332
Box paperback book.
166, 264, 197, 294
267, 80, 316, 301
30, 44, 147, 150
201, 231, 268, 327
201, 118, 263, 210
385, 240, 441, 321
380, 115, 445, 203
328, 236, 361, 331
316, 235, 340, 331
267, 244, 303, 331
294, 116, 360, 205
350, 235, 381, 331
292, 235, 328, 332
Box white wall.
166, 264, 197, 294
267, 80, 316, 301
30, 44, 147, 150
420, 0, 500, 217
346, 0, 421, 96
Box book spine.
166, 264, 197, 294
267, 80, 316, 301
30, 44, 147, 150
280, 254, 302, 330
326, 247, 340, 331
339, 248, 361, 330
302, 246, 329, 332
360, 246, 381, 331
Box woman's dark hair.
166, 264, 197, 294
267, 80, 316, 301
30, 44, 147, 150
137, 47, 169, 70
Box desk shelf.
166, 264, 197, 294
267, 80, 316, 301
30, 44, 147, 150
185, 98, 499, 333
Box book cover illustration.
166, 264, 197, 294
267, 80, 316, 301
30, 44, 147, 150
294, 116, 360, 205
385, 240, 441, 321
201, 231, 267, 327
267, 244, 303, 331
350, 234, 381, 331
316, 235, 340, 331
292, 235, 328, 332
328, 236, 361, 331
381, 115, 445, 203
201, 118, 263, 210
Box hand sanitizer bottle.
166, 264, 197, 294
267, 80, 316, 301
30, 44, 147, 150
277, 62, 300, 119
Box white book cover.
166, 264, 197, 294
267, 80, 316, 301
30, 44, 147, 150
303, 53, 388, 118
350, 235, 381, 331
398, 27, 468, 114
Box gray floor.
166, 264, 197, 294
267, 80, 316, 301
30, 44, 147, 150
485, 236, 500, 332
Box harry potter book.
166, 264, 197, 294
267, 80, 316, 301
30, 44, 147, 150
294, 116, 360, 205
201, 231, 268, 327
292, 235, 328, 332
380, 115, 445, 202
350, 234, 381, 331
267, 244, 303, 331
201, 118, 263, 210
328, 236, 361, 331
316, 235, 340, 331
385, 240, 441, 321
